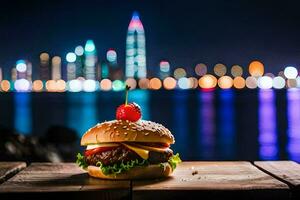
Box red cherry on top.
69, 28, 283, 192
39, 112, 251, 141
116, 85, 142, 122
116, 102, 141, 122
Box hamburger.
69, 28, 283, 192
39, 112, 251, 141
76, 85, 181, 179
76, 119, 181, 179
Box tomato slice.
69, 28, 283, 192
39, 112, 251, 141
84, 146, 117, 157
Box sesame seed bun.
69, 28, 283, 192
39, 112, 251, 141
87, 162, 172, 180
81, 120, 175, 146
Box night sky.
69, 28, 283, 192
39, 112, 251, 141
1, 0, 300, 78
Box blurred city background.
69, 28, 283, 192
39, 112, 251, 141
0, 0, 300, 163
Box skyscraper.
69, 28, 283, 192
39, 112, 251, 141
126, 12, 146, 79
84, 40, 97, 80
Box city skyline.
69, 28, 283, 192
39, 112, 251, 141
1, 0, 300, 76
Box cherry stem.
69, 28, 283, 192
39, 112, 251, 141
125, 85, 131, 105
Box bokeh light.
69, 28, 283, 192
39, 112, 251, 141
233, 76, 246, 89
16, 60, 27, 73
40, 52, 50, 61
218, 76, 233, 89
45, 80, 56, 92
178, 77, 190, 89
199, 74, 217, 89
0, 80, 10, 92
195, 63, 207, 76
32, 80, 43, 92
297, 77, 300, 87
160, 61, 170, 72
83, 80, 97, 92
138, 78, 150, 89
56, 80, 66, 92
231, 65, 243, 77
258, 76, 273, 89
52, 56, 61, 64
284, 66, 298, 79
249, 60, 264, 77
85, 40, 96, 52
149, 78, 162, 90
245, 76, 258, 89
163, 77, 176, 90
125, 78, 137, 89
287, 79, 297, 88
75, 45, 84, 56
68, 79, 83, 92
107, 49, 117, 62
112, 80, 125, 91
174, 68, 186, 79
273, 76, 285, 89
14, 79, 30, 92
188, 77, 199, 89
100, 79, 112, 91
213, 63, 227, 77
66, 52, 76, 63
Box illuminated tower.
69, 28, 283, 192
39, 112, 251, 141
126, 12, 146, 78
84, 40, 97, 80
39, 53, 50, 80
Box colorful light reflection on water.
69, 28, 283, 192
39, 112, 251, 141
258, 89, 278, 160
67, 93, 97, 137
218, 89, 235, 159
287, 89, 300, 162
199, 91, 215, 159
7, 89, 300, 162
14, 92, 32, 134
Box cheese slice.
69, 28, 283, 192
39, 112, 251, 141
121, 143, 149, 160
86, 143, 119, 150
133, 143, 170, 153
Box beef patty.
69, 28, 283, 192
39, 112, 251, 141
85, 146, 173, 166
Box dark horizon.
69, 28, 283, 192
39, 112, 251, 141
1, 0, 300, 78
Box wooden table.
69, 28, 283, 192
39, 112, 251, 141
0, 162, 26, 184
0, 161, 299, 200
0, 163, 130, 199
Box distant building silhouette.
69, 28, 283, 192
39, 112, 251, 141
126, 11, 146, 79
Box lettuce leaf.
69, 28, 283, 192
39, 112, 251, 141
76, 153, 88, 169
96, 159, 149, 175
76, 152, 182, 175
168, 153, 182, 170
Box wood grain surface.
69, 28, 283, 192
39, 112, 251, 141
255, 161, 300, 199
0, 163, 130, 200
132, 161, 290, 200
254, 161, 300, 188
0, 162, 26, 184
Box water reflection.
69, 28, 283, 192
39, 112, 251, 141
67, 92, 97, 137
14, 92, 32, 134
173, 90, 188, 157
128, 90, 150, 120
199, 91, 215, 159
287, 89, 300, 162
6, 90, 300, 161
258, 89, 278, 160
218, 89, 235, 159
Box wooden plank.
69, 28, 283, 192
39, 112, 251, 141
132, 161, 290, 200
0, 163, 130, 200
254, 161, 300, 199
254, 161, 300, 188
0, 162, 26, 184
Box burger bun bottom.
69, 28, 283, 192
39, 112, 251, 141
87, 162, 172, 180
